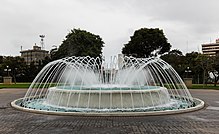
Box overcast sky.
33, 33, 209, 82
1, 0, 219, 59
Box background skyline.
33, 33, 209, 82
0, 0, 219, 59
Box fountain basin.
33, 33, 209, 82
44, 86, 170, 109
11, 97, 204, 116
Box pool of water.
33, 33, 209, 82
18, 98, 193, 113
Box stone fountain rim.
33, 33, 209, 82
47, 86, 167, 93
11, 97, 204, 116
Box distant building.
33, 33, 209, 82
202, 39, 219, 56
20, 44, 49, 65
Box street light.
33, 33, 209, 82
14, 68, 18, 84
4, 66, 11, 76
185, 67, 192, 78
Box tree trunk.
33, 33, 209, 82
215, 77, 219, 87
203, 70, 206, 87
212, 72, 218, 87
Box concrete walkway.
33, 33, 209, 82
0, 89, 219, 134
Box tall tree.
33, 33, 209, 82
54, 29, 104, 59
161, 49, 185, 76
209, 55, 219, 86
194, 53, 213, 85
0, 56, 29, 82
184, 52, 203, 84
122, 28, 171, 58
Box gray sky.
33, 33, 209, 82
1, 0, 219, 59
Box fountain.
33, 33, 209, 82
11, 56, 204, 116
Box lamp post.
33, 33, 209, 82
4, 66, 11, 76
14, 68, 17, 84
3, 66, 12, 84
184, 67, 192, 88
185, 67, 192, 78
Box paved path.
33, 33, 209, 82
0, 89, 219, 134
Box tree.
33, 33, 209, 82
0, 56, 28, 82
161, 49, 185, 77
122, 28, 171, 58
194, 54, 213, 85
184, 52, 203, 84
209, 55, 219, 86
168, 49, 183, 56
50, 46, 58, 61
54, 29, 104, 59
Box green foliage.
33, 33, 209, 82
193, 53, 215, 85
122, 28, 171, 58
54, 29, 104, 59
161, 51, 219, 86
0, 56, 25, 81
161, 51, 204, 83
168, 49, 183, 56
0, 83, 31, 88
191, 84, 219, 89
161, 49, 185, 76
0, 56, 44, 83
208, 55, 219, 86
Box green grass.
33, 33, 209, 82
0, 83, 58, 89
191, 84, 219, 90
0, 83, 31, 89
0, 83, 219, 90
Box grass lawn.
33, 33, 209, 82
0, 83, 31, 89
0, 83, 57, 89
0, 83, 219, 90
191, 84, 219, 90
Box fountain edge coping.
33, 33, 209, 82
10, 98, 204, 116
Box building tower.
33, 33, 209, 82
202, 38, 219, 56
39, 35, 45, 50
20, 35, 49, 65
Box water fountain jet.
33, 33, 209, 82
11, 56, 204, 116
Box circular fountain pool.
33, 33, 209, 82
11, 56, 204, 116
